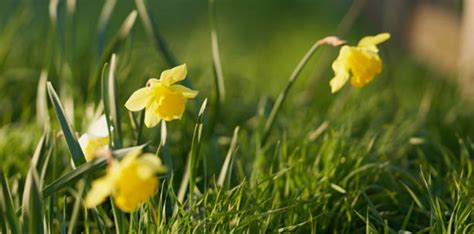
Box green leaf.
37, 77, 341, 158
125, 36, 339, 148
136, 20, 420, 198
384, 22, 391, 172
21, 165, 43, 234
36, 70, 49, 126
67, 182, 85, 234
102, 54, 123, 149
217, 126, 239, 188
19, 130, 54, 233
32, 130, 53, 184
47, 82, 86, 167
111, 198, 128, 234
0, 170, 21, 233
175, 99, 207, 216
206, 0, 225, 137
209, 0, 226, 104
188, 99, 207, 207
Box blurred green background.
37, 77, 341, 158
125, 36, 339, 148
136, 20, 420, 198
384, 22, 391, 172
3, 0, 474, 232
1, 0, 472, 169
1, 0, 473, 173
0, 0, 381, 123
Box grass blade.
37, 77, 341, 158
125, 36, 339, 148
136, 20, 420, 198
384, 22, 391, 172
36, 70, 49, 126
0, 170, 21, 233
67, 181, 85, 234
217, 126, 239, 187
209, 0, 226, 104
175, 99, 207, 216
188, 99, 208, 207
21, 165, 43, 234
47, 82, 86, 167
207, 0, 225, 136
111, 198, 127, 234
102, 54, 123, 149
31, 129, 53, 184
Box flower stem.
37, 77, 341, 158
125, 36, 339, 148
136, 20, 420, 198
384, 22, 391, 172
261, 36, 344, 145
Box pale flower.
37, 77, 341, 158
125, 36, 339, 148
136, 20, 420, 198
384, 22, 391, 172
78, 115, 109, 161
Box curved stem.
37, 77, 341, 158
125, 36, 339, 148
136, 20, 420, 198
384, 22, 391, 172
261, 36, 344, 145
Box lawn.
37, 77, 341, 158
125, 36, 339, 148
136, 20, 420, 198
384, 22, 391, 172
1, 0, 474, 233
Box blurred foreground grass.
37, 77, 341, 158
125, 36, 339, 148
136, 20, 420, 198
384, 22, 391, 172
1, 0, 474, 233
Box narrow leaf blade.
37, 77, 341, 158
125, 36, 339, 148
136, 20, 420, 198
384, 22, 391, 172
47, 82, 86, 166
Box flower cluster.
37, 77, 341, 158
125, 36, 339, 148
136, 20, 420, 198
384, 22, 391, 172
82, 33, 389, 213
83, 64, 195, 212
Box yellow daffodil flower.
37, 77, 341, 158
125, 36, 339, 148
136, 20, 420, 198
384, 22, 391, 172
125, 64, 198, 128
330, 33, 390, 93
84, 149, 167, 212
78, 115, 109, 161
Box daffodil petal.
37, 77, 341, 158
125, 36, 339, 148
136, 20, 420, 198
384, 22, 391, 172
125, 87, 151, 112
170, 84, 199, 98
79, 134, 109, 162
357, 33, 390, 52
147, 78, 160, 86
78, 134, 90, 154
121, 149, 141, 165
330, 46, 351, 93
330, 73, 350, 93
113, 151, 159, 212
87, 115, 109, 138
139, 153, 167, 175
144, 104, 161, 128
160, 64, 187, 86
84, 175, 114, 208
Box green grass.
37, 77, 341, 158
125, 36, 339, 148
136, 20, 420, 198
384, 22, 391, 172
2, 0, 474, 233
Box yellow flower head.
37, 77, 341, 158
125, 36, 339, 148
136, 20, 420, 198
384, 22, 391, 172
84, 149, 167, 212
78, 115, 109, 161
125, 64, 198, 128
330, 33, 390, 93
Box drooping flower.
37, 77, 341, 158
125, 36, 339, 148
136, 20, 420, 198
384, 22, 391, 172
84, 149, 167, 212
125, 64, 198, 128
78, 115, 109, 161
330, 33, 390, 93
